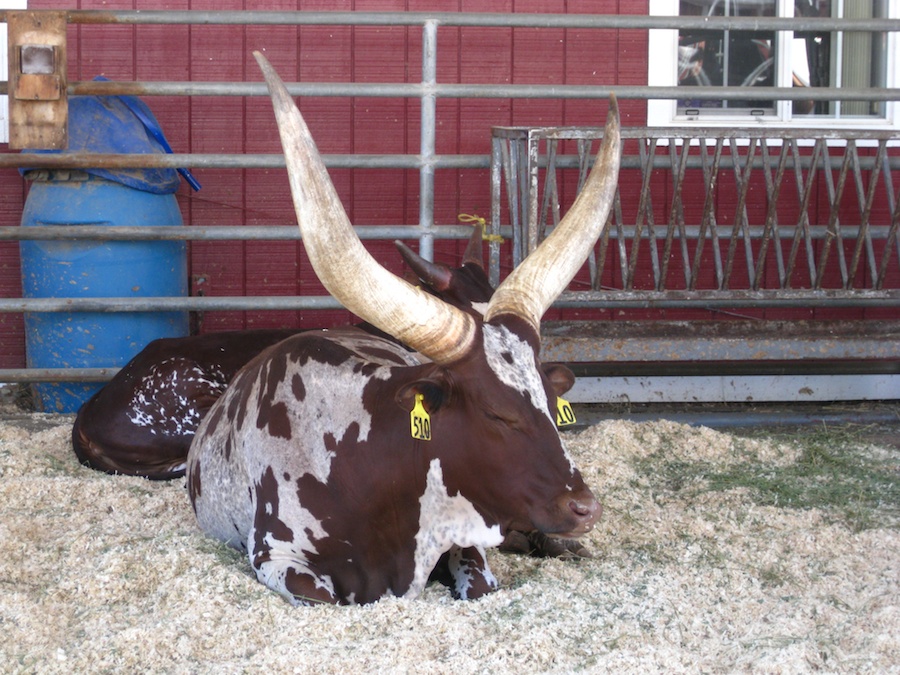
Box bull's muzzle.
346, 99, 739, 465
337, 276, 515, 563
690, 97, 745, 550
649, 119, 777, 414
557, 489, 602, 538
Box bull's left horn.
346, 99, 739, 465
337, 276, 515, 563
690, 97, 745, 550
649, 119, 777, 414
484, 96, 621, 333
254, 51, 476, 364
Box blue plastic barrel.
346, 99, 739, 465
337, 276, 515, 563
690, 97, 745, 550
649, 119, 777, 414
19, 91, 198, 413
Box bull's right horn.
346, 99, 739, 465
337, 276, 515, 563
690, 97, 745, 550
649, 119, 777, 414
255, 51, 476, 365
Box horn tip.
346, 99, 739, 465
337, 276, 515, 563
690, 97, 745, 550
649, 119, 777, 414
253, 50, 279, 86
607, 93, 620, 129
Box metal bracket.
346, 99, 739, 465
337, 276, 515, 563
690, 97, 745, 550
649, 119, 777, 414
6, 10, 67, 149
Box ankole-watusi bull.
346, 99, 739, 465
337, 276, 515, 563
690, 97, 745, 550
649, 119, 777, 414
186, 51, 620, 605
70, 228, 491, 481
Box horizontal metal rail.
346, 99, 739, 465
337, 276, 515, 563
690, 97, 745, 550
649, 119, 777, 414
555, 289, 900, 309
1, 153, 488, 170
2, 224, 893, 243
0, 224, 489, 242
1, 10, 897, 32
4, 80, 899, 103
0, 367, 117, 383
4, 149, 898, 172
0, 295, 343, 313
4, 288, 896, 315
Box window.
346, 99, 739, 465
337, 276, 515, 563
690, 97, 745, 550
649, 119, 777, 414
648, 0, 899, 129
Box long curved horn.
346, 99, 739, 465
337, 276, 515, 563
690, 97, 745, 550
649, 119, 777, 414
254, 51, 476, 364
483, 97, 621, 333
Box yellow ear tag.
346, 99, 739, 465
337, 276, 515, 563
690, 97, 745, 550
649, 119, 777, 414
556, 396, 576, 427
410, 394, 432, 441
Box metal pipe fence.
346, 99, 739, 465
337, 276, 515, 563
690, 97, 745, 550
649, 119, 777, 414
1, 9, 899, 386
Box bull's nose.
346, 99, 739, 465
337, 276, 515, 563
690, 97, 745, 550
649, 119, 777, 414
543, 489, 602, 538
569, 497, 598, 518
562, 492, 601, 536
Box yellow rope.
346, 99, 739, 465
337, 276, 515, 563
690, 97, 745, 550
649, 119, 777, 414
457, 213, 504, 243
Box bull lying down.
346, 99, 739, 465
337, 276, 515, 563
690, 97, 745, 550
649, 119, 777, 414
186, 52, 621, 606
70, 225, 494, 481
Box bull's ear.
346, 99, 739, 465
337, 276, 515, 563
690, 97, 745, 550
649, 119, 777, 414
395, 377, 451, 414
543, 363, 575, 397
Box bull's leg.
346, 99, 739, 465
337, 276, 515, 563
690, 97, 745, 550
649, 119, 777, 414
250, 554, 341, 606
246, 468, 342, 604
431, 545, 498, 600
283, 567, 341, 605
247, 528, 340, 605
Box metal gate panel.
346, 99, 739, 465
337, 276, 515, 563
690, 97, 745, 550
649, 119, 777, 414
492, 126, 900, 308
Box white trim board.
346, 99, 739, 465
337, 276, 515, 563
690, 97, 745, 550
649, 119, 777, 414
568, 375, 900, 404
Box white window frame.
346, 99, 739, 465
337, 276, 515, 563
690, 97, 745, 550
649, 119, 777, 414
648, 0, 900, 130
1, 1, 29, 143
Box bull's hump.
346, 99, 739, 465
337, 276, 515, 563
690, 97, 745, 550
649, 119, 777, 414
320, 328, 423, 367
408, 459, 503, 599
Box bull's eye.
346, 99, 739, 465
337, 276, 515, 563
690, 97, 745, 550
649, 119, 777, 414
482, 407, 518, 430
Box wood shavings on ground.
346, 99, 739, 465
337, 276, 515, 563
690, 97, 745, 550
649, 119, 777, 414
0, 413, 897, 673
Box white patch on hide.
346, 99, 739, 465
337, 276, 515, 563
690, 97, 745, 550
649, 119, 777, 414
482, 324, 551, 422
242, 334, 423, 486
482, 324, 577, 472
407, 459, 503, 599
242, 359, 371, 484
448, 545, 498, 600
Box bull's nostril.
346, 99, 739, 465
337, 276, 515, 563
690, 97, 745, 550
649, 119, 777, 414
569, 499, 592, 517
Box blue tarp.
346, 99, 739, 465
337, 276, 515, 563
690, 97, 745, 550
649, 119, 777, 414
20, 80, 199, 194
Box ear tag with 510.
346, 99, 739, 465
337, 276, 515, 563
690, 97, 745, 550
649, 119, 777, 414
410, 394, 432, 441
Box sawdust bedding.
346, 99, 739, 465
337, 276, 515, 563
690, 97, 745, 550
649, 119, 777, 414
0, 412, 897, 674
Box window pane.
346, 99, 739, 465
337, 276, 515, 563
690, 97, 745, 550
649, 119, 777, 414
677, 0, 777, 115
794, 0, 887, 118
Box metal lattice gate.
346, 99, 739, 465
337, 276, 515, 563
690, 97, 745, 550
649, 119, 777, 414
491, 126, 900, 403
